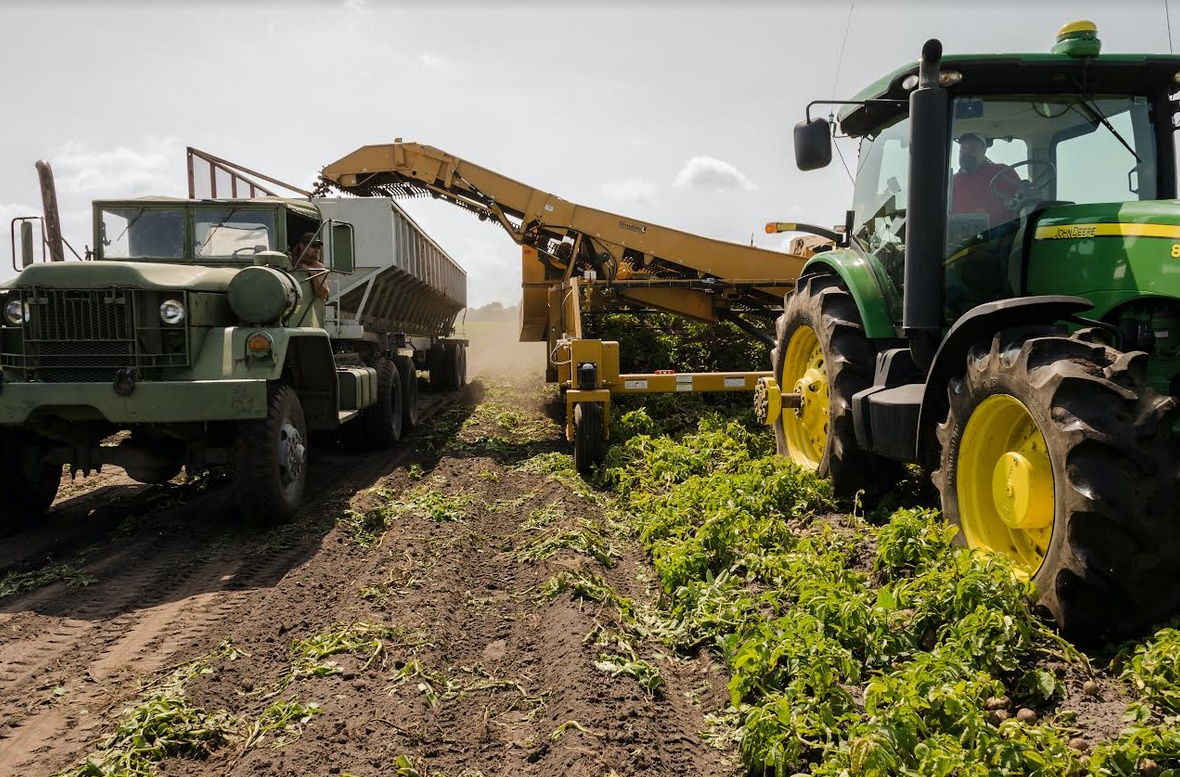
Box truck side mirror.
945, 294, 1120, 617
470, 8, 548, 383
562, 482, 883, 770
330, 221, 355, 274
794, 118, 833, 171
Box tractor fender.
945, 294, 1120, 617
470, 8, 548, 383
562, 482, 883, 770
914, 295, 1093, 465
800, 250, 898, 340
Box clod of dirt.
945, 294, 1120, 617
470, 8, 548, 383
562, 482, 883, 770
1068, 737, 1089, 752
985, 695, 1011, 711
1139, 758, 1163, 777
1016, 708, 1038, 724
1082, 679, 1100, 697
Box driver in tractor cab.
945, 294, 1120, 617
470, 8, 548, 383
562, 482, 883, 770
950, 133, 1022, 228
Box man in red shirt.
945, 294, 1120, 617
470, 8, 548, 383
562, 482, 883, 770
950, 133, 1022, 228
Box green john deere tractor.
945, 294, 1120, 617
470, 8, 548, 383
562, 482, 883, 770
756, 21, 1180, 642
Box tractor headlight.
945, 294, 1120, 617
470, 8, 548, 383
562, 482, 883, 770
159, 298, 186, 326
4, 299, 28, 325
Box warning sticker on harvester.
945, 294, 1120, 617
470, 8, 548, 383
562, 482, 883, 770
676, 375, 693, 392
724, 377, 746, 388
624, 379, 648, 390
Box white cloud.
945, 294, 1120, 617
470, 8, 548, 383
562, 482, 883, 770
420, 52, 445, 69
600, 178, 656, 204
51, 138, 183, 197
343, 0, 370, 10
672, 155, 756, 192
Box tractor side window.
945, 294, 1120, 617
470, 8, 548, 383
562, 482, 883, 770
851, 116, 910, 297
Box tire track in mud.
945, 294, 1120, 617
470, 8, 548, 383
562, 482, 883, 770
0, 390, 465, 774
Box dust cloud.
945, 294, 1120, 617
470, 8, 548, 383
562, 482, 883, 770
454, 320, 548, 379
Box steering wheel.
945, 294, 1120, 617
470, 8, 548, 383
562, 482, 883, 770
990, 159, 1057, 212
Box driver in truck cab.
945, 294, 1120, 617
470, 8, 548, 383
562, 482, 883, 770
950, 132, 1021, 228
290, 232, 330, 301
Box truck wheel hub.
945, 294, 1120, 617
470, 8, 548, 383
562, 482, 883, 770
279, 422, 306, 484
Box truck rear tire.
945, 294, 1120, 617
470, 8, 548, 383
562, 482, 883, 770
362, 357, 404, 449
772, 273, 901, 499
233, 384, 308, 526
934, 329, 1180, 642
397, 355, 419, 431
573, 401, 605, 476
0, 429, 61, 524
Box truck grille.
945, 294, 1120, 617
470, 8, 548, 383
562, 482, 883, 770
1, 287, 190, 382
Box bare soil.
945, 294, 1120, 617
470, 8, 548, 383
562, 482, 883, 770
0, 359, 737, 776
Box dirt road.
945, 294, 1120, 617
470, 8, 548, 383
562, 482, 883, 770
0, 363, 737, 775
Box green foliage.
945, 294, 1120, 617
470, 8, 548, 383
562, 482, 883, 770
0, 563, 96, 601
516, 521, 620, 567
1120, 626, 1180, 716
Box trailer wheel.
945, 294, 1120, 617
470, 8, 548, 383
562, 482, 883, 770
0, 429, 60, 524
771, 273, 901, 498
362, 357, 404, 449
429, 342, 451, 392
397, 355, 419, 431
573, 401, 605, 476
233, 384, 308, 526
934, 329, 1180, 642
449, 341, 466, 389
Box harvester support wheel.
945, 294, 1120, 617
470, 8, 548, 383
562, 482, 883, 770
233, 384, 308, 526
771, 273, 901, 498
934, 328, 1180, 642
397, 355, 419, 432
573, 401, 605, 476
362, 357, 404, 449
0, 428, 61, 525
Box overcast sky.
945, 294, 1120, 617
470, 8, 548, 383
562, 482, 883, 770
2, 0, 1176, 307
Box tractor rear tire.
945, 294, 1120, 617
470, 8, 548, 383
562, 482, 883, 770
233, 384, 308, 526
362, 357, 404, 449
771, 273, 902, 498
397, 355, 419, 432
573, 401, 605, 476
934, 328, 1180, 643
0, 429, 60, 525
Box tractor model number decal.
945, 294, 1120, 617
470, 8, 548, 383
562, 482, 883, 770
1172, 243, 1180, 259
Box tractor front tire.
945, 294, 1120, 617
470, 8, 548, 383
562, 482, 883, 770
771, 273, 901, 498
934, 329, 1180, 642
233, 384, 308, 526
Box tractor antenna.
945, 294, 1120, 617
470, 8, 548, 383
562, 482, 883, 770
1168, 0, 1175, 54
832, 3, 856, 98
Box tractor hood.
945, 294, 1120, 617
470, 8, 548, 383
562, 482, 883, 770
1027, 199, 1180, 307
0, 261, 240, 292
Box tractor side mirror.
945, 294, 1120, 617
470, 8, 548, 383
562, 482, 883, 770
794, 118, 833, 171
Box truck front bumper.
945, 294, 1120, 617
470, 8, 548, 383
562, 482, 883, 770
0, 379, 268, 424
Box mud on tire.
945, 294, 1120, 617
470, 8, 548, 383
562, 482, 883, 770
771, 273, 901, 498
934, 328, 1180, 642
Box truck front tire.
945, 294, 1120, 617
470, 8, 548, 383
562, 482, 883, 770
233, 384, 308, 526
0, 429, 61, 524
362, 357, 404, 449
934, 329, 1180, 642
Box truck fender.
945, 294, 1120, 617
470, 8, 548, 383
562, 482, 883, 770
914, 295, 1093, 465
279, 334, 338, 432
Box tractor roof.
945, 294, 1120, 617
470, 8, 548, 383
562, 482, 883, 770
838, 52, 1180, 137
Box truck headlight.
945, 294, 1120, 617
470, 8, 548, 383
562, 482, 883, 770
4, 299, 28, 325
159, 298, 186, 325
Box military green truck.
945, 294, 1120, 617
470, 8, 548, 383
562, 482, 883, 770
755, 20, 1180, 641
2, 183, 468, 525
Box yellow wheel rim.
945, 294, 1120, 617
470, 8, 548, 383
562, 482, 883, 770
956, 394, 1054, 579
781, 325, 828, 470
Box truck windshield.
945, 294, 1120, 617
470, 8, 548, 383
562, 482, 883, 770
194, 208, 277, 260
100, 207, 186, 260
